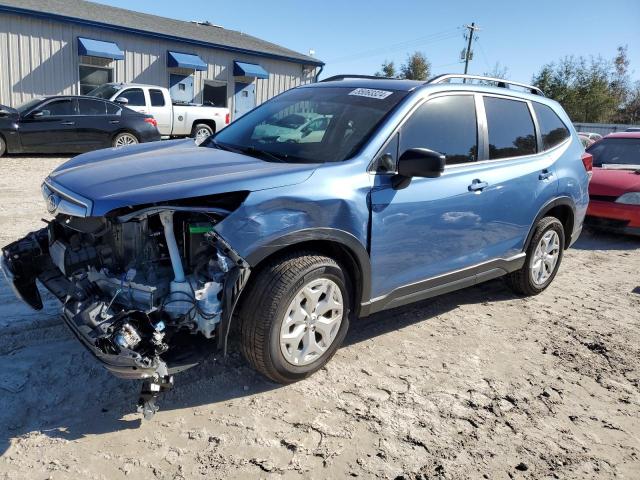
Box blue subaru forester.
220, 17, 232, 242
2, 74, 590, 416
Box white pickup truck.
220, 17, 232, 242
88, 83, 229, 143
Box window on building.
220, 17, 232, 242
203, 80, 228, 107
532, 102, 570, 150
149, 89, 165, 107
400, 95, 478, 165
42, 99, 75, 116
116, 88, 146, 107
484, 96, 536, 159
77, 98, 107, 115
79, 65, 113, 96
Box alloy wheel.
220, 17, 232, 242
279, 278, 344, 366
114, 133, 138, 147
530, 230, 560, 285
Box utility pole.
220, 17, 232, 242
462, 22, 480, 75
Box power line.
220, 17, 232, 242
326, 28, 461, 64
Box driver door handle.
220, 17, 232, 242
60, 121, 75, 126
468, 179, 489, 192
109, 120, 120, 124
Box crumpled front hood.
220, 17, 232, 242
589, 167, 640, 197
48, 139, 319, 216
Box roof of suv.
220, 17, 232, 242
309, 74, 548, 99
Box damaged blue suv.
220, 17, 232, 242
2, 74, 590, 416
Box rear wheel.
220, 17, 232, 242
0, 136, 5, 157
113, 132, 139, 148
192, 123, 214, 145
239, 252, 350, 384
506, 216, 565, 296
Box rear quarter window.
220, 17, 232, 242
532, 102, 570, 150
484, 96, 536, 159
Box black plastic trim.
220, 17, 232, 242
524, 196, 577, 250
244, 228, 372, 309
360, 254, 525, 316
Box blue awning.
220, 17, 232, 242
233, 61, 269, 79
167, 51, 207, 71
77, 37, 124, 60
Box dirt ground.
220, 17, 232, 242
0, 156, 639, 480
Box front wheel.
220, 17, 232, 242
239, 252, 350, 384
0, 135, 6, 157
192, 123, 214, 145
506, 216, 565, 296
113, 132, 139, 148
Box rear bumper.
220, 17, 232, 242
586, 200, 640, 235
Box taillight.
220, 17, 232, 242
581, 152, 593, 180
225, 112, 230, 124
144, 117, 158, 128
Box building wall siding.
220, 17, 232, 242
0, 12, 318, 115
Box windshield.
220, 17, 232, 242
587, 138, 640, 167
15, 98, 43, 114
87, 84, 123, 99
207, 86, 409, 163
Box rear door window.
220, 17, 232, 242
77, 98, 107, 115
106, 102, 122, 115
116, 88, 146, 107
399, 95, 478, 165
532, 102, 570, 150
484, 96, 536, 159
149, 89, 166, 107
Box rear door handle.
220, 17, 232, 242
468, 179, 489, 192
60, 121, 75, 126
109, 120, 120, 124
539, 170, 553, 180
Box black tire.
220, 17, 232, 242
239, 252, 351, 384
192, 123, 214, 144
0, 135, 6, 157
506, 216, 565, 296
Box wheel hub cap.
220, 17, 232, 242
530, 230, 560, 286
279, 278, 344, 366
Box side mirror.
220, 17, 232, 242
115, 97, 129, 105
393, 148, 446, 189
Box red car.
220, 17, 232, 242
585, 132, 640, 235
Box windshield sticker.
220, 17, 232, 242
348, 88, 393, 100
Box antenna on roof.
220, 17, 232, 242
190, 20, 223, 28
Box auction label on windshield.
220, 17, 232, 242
348, 88, 393, 99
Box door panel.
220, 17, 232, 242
18, 98, 80, 152
75, 98, 113, 149
147, 88, 171, 135
234, 82, 255, 119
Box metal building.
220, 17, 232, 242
0, 0, 323, 119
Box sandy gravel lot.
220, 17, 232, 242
0, 156, 639, 480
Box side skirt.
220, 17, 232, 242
360, 254, 526, 317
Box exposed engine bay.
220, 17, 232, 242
2, 207, 250, 418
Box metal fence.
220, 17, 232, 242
573, 123, 640, 136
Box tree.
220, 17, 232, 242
375, 60, 397, 78
482, 62, 508, 80
399, 52, 431, 81
532, 52, 625, 123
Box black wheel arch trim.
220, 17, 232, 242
524, 196, 576, 251
244, 227, 372, 312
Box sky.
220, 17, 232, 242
95, 0, 640, 83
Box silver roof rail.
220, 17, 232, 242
427, 74, 544, 96
320, 74, 399, 83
